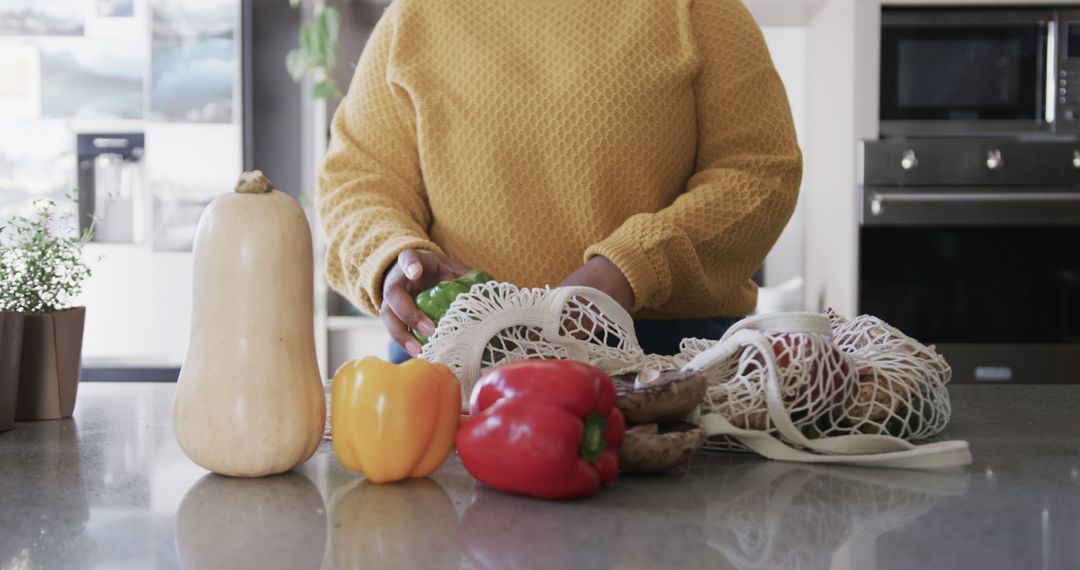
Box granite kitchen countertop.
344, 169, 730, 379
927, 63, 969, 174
1, 382, 1078, 570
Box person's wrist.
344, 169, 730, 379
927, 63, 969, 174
559, 256, 634, 311
591, 256, 634, 310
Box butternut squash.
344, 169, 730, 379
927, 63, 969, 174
173, 171, 325, 477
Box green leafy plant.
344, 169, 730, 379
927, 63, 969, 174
0, 194, 95, 314
286, 1, 343, 100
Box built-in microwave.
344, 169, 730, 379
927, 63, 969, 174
881, 7, 1080, 137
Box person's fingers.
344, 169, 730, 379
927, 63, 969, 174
385, 283, 437, 337
381, 301, 422, 356
440, 254, 471, 277
381, 265, 432, 352
399, 249, 472, 285
397, 249, 424, 282
382, 249, 476, 356
415, 249, 468, 282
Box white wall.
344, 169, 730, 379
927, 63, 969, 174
78, 247, 193, 366
803, 0, 863, 317
760, 27, 809, 292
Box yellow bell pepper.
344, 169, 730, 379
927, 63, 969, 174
331, 357, 461, 483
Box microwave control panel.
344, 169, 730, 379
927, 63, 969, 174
1057, 13, 1080, 133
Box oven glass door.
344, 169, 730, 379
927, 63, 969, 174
859, 226, 1080, 344
881, 11, 1050, 125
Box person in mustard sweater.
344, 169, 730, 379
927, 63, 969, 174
317, 0, 802, 362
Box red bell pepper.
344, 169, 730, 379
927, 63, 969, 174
456, 360, 626, 500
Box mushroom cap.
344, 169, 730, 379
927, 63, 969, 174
619, 422, 705, 473
613, 369, 707, 425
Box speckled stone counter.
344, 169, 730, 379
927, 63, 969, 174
1, 383, 1077, 569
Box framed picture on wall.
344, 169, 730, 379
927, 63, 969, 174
150, 0, 237, 124
0, 121, 77, 223
0, 45, 41, 120
39, 39, 144, 120
94, 0, 134, 18
85, 0, 144, 39
0, 0, 87, 36
146, 123, 241, 252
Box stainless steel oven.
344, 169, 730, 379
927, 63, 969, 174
881, 6, 1080, 137
859, 139, 1080, 383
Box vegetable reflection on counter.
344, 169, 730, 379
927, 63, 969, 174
690, 457, 971, 570
330, 356, 461, 483
175, 472, 327, 570
330, 477, 462, 569
458, 473, 735, 570
458, 456, 971, 570
456, 360, 626, 500
460, 486, 625, 570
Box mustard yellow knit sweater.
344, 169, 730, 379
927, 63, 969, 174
317, 0, 801, 319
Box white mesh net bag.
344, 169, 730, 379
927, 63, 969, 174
676, 314, 860, 450
420, 282, 971, 470
420, 282, 672, 395
826, 308, 952, 440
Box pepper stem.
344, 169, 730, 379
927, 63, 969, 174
579, 413, 606, 462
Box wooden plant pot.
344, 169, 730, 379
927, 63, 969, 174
0, 312, 25, 431
15, 307, 86, 421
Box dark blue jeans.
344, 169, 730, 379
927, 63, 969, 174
633, 317, 739, 356
388, 317, 739, 364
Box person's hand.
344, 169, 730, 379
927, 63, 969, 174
557, 256, 635, 311
381, 249, 471, 356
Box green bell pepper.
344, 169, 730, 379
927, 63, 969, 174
412, 270, 494, 344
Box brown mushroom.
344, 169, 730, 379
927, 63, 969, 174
619, 422, 706, 473
613, 369, 707, 425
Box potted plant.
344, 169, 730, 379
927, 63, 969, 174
0, 195, 94, 421
0, 311, 23, 431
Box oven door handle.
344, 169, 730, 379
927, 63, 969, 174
869, 192, 1080, 215
864, 191, 1080, 226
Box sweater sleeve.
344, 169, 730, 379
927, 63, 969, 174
316, 2, 440, 316
584, 0, 802, 316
